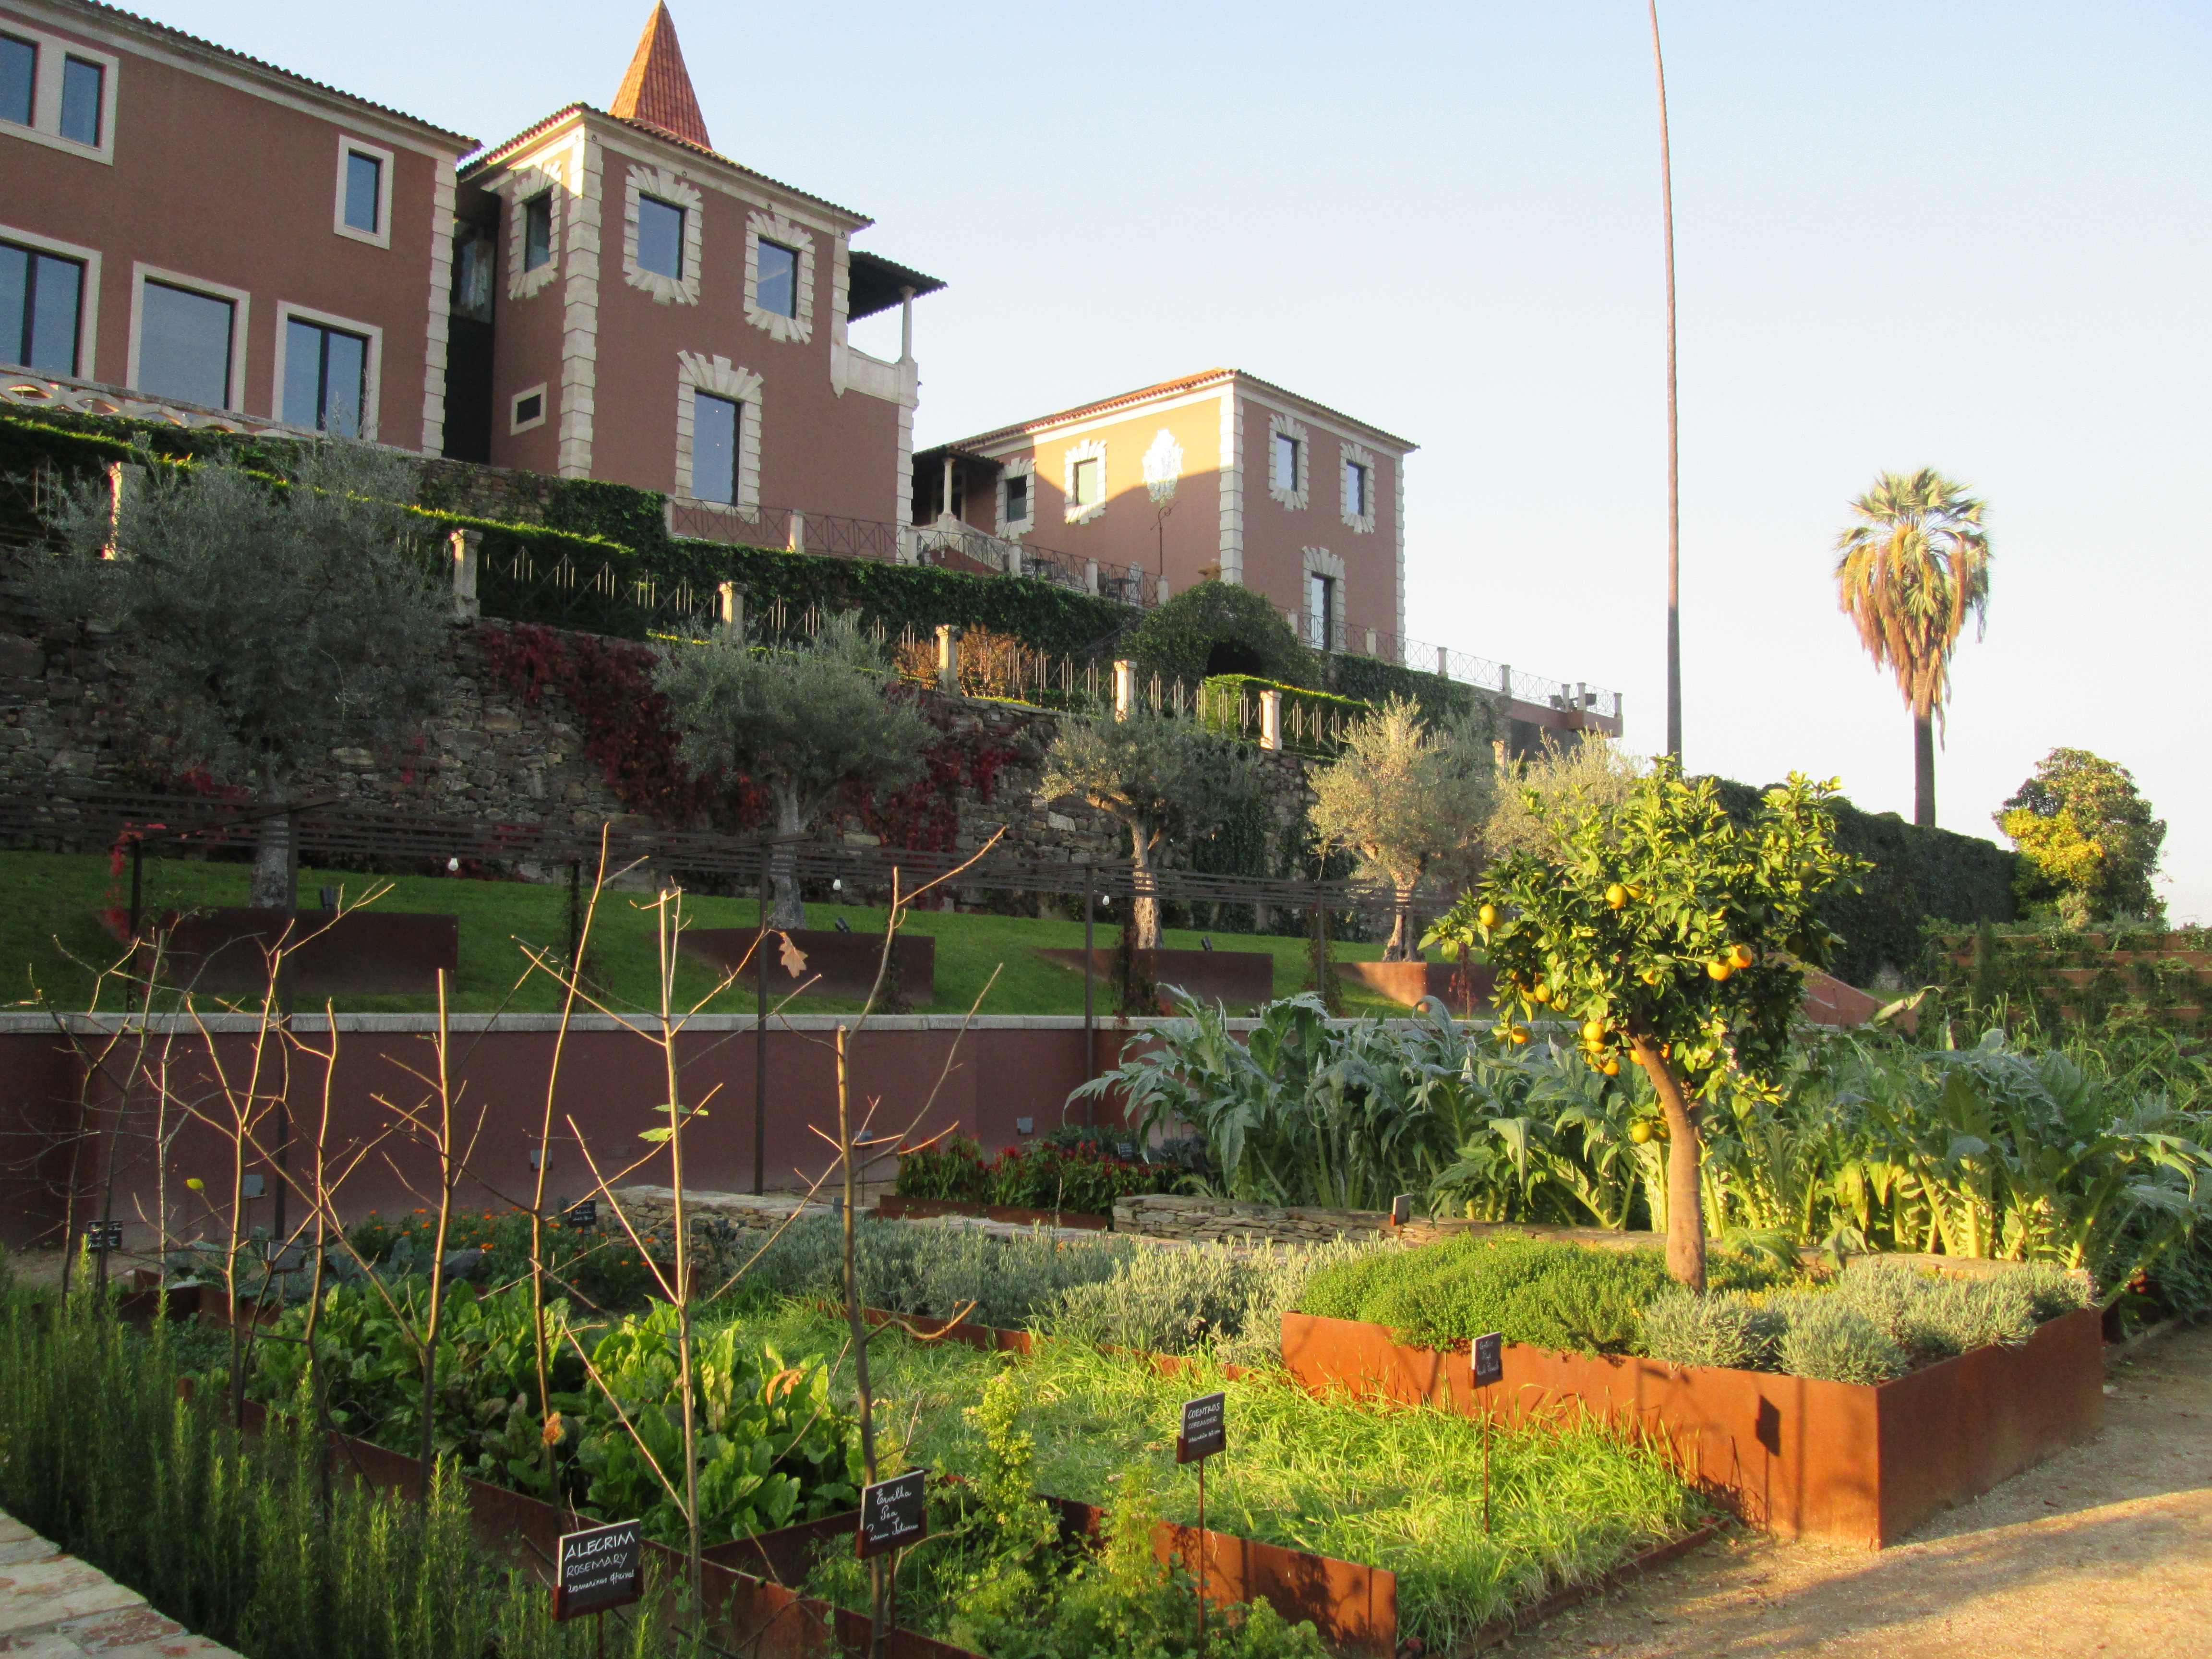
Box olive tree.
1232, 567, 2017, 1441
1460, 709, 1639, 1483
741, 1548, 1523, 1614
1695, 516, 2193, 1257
656, 613, 929, 927
1310, 696, 1495, 959
28, 443, 445, 907
1040, 709, 1259, 949
1432, 764, 1861, 1288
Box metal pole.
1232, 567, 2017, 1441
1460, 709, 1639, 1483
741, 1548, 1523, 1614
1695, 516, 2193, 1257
1482, 1384, 1492, 1534
1651, 0, 1683, 763
755, 845, 770, 1197
1196, 1458, 1207, 1655
1082, 866, 1096, 1102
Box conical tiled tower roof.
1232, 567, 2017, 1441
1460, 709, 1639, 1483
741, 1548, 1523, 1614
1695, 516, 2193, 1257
611, 3, 711, 150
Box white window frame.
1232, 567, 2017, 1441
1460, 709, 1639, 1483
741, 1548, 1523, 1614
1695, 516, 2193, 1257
272, 301, 382, 438
509, 382, 549, 435
998, 454, 1035, 536
505, 161, 565, 301
744, 210, 815, 344
1302, 546, 1346, 651
622, 164, 702, 305
1063, 438, 1107, 525
0, 219, 100, 379
332, 134, 395, 249
1267, 410, 1309, 510
1340, 440, 1376, 534
127, 263, 249, 413
0, 25, 116, 165
674, 351, 763, 515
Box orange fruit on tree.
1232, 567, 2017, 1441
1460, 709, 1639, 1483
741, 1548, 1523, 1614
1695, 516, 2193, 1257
1728, 942, 1755, 969
1605, 884, 1628, 909
1581, 1018, 1607, 1045
1603, 1058, 1621, 1076
1477, 903, 1498, 929
1707, 962, 1732, 981
1629, 1119, 1653, 1143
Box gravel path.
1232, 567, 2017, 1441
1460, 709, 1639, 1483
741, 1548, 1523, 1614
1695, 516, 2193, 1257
1504, 1322, 2212, 1659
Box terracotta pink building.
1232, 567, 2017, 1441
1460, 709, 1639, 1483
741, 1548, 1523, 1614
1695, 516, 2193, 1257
915, 370, 1413, 657
0, 0, 472, 448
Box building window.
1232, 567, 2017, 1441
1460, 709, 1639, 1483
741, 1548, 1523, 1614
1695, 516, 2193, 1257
282, 317, 368, 435
1004, 473, 1029, 524
1274, 433, 1299, 493
522, 193, 553, 271
1266, 410, 1310, 509
0, 240, 83, 375
138, 280, 235, 408
343, 151, 381, 233
757, 241, 796, 318
1070, 457, 1100, 508
636, 194, 684, 279
59, 55, 100, 146
1308, 572, 1337, 651
509, 383, 547, 434
692, 393, 739, 504
1344, 459, 1368, 518
0, 36, 33, 127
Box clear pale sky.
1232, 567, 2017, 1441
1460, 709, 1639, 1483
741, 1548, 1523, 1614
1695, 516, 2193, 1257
141, 2, 2212, 919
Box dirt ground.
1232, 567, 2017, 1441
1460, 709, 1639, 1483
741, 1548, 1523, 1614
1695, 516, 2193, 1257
1506, 1322, 2212, 1659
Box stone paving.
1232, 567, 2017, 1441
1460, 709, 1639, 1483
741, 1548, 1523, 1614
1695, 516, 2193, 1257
0, 1511, 239, 1659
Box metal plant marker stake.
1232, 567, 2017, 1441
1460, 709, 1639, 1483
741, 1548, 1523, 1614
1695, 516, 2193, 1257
1177, 1392, 1226, 1652
1474, 1331, 1504, 1535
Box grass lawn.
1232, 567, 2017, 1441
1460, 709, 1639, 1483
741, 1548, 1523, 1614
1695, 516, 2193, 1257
0, 849, 1405, 1018
733, 1302, 1707, 1652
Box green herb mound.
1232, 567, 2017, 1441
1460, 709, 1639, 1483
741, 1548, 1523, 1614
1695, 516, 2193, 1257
1297, 1234, 1788, 1355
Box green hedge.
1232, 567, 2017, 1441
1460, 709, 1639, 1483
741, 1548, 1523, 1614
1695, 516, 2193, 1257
1710, 778, 2018, 987
0, 409, 1135, 654
1326, 654, 1486, 726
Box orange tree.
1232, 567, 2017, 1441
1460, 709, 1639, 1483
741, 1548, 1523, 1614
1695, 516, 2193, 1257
1434, 764, 1863, 1288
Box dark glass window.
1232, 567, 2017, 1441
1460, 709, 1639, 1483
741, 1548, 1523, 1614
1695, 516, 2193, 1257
513, 391, 542, 427
756, 240, 796, 317
522, 193, 553, 272
344, 151, 382, 233
1308, 572, 1336, 651
138, 280, 234, 407
282, 317, 368, 435
1345, 459, 1368, 517
692, 393, 738, 503
637, 195, 684, 278
0, 241, 83, 375
1004, 473, 1029, 523
59, 55, 100, 145
1274, 432, 1299, 493
0, 35, 34, 126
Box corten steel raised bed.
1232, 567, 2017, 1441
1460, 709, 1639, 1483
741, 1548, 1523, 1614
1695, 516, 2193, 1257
1280, 1307, 2104, 1548
874, 1194, 1113, 1230
682, 928, 936, 1004
1333, 961, 1496, 1015
1032, 946, 1275, 1011
111, 908, 461, 997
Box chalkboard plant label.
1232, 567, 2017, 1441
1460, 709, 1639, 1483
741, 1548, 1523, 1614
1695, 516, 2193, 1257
857, 1468, 928, 1559
1473, 1331, 1504, 1387
83, 1220, 123, 1252
1177, 1392, 1226, 1464
564, 1199, 598, 1230
553, 1519, 642, 1620
1390, 1192, 1415, 1226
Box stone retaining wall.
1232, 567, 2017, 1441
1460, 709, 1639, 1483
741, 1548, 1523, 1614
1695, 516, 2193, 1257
1110, 1192, 1393, 1245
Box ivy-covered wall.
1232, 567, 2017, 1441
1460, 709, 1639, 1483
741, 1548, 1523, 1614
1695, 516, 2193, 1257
1710, 778, 2019, 987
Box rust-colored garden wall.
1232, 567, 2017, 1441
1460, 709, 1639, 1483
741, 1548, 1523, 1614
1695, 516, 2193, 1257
0, 1017, 1123, 1250
1280, 1308, 2104, 1548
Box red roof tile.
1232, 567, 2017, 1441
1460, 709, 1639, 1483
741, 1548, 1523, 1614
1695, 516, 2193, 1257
610, 2, 710, 152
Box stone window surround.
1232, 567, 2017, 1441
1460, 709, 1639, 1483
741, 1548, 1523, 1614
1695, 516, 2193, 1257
1340, 439, 1377, 534
504, 158, 567, 301
0, 219, 101, 380
332, 132, 395, 250
1063, 437, 1107, 525
0, 24, 117, 165
509, 381, 548, 435
126, 261, 250, 414
744, 210, 815, 344
1302, 545, 1346, 651
1267, 410, 1309, 510
621, 163, 703, 305
674, 351, 763, 514
271, 299, 383, 440
998, 453, 1035, 536
1142, 427, 1183, 503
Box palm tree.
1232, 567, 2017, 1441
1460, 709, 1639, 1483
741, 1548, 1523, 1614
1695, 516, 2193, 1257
1833, 469, 1992, 826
